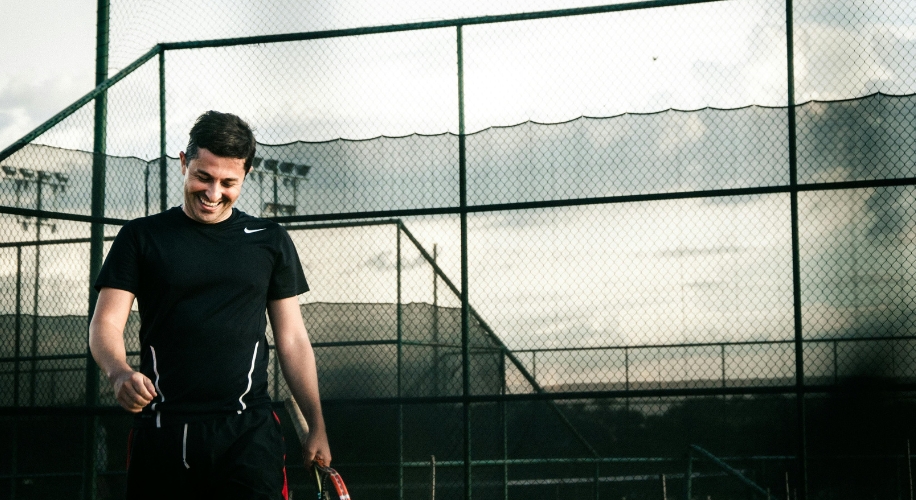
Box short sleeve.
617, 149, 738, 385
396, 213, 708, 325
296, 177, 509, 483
267, 228, 309, 300
94, 222, 142, 294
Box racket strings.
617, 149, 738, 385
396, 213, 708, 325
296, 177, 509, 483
314, 464, 350, 500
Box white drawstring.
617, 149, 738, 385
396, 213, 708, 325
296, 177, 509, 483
182, 423, 190, 469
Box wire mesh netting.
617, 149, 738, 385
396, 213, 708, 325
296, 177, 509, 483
2, 0, 916, 498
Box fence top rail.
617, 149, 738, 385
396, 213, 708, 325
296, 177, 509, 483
515, 334, 916, 353
160, 0, 726, 51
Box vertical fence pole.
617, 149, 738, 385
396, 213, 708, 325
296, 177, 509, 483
908, 439, 913, 500
457, 24, 472, 500
144, 163, 150, 216
85, 1, 110, 498
720, 344, 726, 388
785, 0, 807, 498
594, 462, 600, 500
431, 455, 437, 500
684, 450, 693, 500
12, 245, 22, 500
532, 351, 537, 381
159, 48, 168, 213
15, 245, 22, 406
502, 353, 508, 500
625, 347, 630, 454
29, 180, 43, 406
433, 244, 440, 397
397, 223, 404, 500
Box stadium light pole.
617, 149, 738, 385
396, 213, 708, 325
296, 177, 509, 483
252, 157, 311, 218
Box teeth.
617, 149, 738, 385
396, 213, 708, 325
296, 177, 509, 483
200, 197, 220, 208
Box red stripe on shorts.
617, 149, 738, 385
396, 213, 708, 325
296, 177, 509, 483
273, 411, 289, 500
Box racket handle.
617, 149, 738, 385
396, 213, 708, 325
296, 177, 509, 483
285, 396, 310, 445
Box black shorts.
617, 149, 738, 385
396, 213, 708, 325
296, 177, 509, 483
126, 409, 288, 500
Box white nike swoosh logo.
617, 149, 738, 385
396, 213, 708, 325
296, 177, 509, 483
244, 228, 266, 234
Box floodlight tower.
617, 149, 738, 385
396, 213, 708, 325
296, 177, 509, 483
0, 165, 69, 405
250, 157, 311, 218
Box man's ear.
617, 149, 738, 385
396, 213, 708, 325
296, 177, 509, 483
179, 151, 188, 175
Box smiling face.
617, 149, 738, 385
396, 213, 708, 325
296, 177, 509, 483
180, 147, 246, 224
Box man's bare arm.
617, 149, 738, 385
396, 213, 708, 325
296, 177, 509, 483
268, 296, 331, 467
89, 287, 156, 413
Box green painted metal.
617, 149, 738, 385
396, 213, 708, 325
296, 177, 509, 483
689, 445, 771, 499
9, 420, 17, 499
397, 224, 404, 500
785, 0, 807, 498
0, 206, 128, 225
85, 1, 110, 497
10, 248, 21, 500
402, 456, 686, 467
158, 0, 727, 51
0, 235, 117, 249
684, 450, 693, 500
433, 244, 440, 398
502, 354, 508, 500
251, 176, 916, 227
594, 462, 600, 500
28, 180, 42, 406
88, 0, 109, 363
159, 49, 168, 213
14, 247, 22, 406
457, 24, 472, 500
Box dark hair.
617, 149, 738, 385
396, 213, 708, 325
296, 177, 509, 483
185, 111, 257, 173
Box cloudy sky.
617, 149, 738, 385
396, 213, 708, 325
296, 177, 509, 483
0, 1, 98, 150
4, 0, 913, 156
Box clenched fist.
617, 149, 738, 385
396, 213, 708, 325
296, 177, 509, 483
110, 370, 157, 413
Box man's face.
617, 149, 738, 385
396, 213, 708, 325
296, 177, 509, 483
180, 147, 247, 224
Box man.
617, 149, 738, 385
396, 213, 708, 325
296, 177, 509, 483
89, 111, 330, 499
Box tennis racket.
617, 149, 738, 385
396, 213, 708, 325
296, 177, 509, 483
285, 397, 350, 500
313, 464, 351, 500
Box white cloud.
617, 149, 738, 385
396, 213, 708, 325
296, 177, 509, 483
0, 0, 95, 152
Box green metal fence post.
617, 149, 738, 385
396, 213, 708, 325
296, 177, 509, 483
85, 0, 110, 498
684, 449, 693, 500
433, 244, 440, 397
502, 353, 508, 500
594, 462, 600, 500
785, 1, 808, 498
12, 245, 21, 500
15, 245, 22, 406
159, 48, 168, 213
397, 222, 404, 500
720, 344, 726, 388
457, 24, 472, 500
29, 179, 43, 406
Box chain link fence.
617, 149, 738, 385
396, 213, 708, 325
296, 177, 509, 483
2, 0, 916, 498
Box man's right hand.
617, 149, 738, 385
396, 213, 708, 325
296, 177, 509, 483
110, 370, 157, 413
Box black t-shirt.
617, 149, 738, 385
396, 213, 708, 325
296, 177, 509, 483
95, 207, 308, 425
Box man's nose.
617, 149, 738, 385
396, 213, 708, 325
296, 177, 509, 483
206, 183, 222, 200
